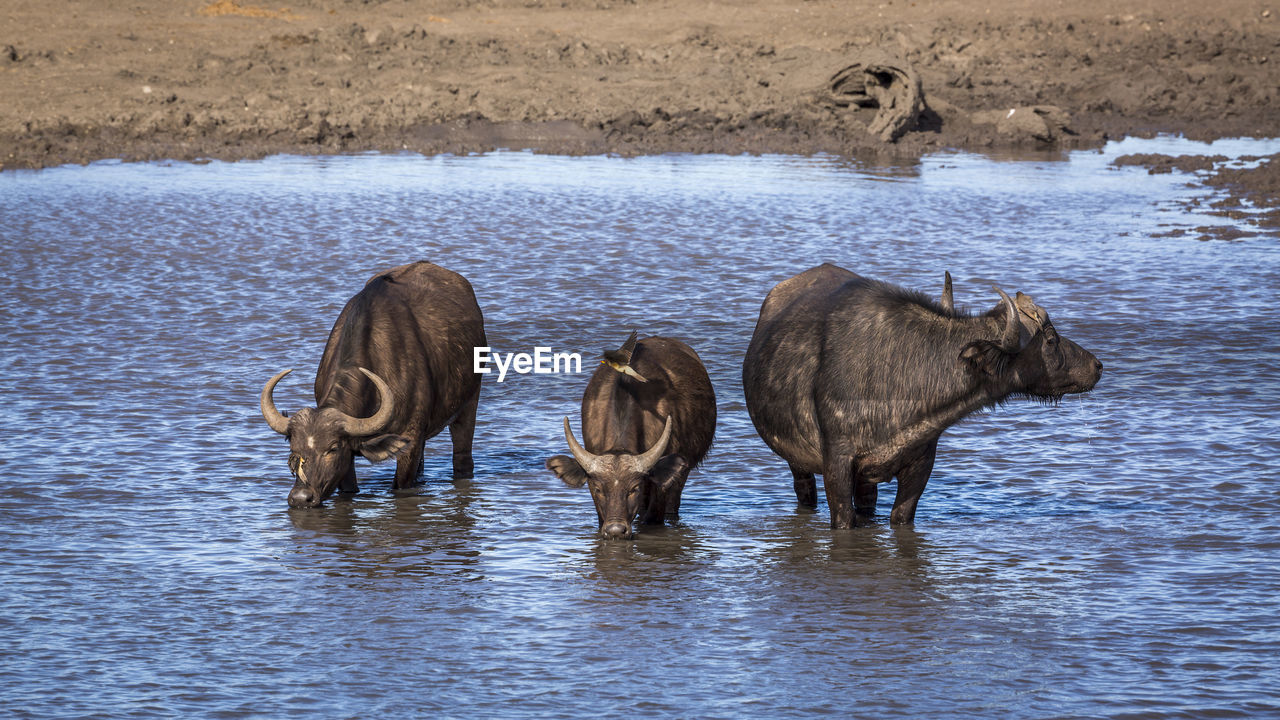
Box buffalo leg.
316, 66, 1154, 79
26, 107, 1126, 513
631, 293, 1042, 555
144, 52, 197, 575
854, 472, 878, 517
890, 441, 937, 525
669, 464, 692, 516
640, 485, 666, 525
645, 464, 691, 523
449, 388, 479, 480
790, 464, 817, 507
822, 451, 857, 529
338, 464, 359, 494
393, 436, 426, 490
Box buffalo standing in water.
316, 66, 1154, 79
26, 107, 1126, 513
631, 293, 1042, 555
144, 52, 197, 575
547, 332, 716, 539
742, 263, 1102, 528
260, 261, 486, 508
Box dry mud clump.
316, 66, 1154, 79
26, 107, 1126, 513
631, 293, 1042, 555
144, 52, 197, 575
0, 0, 1277, 170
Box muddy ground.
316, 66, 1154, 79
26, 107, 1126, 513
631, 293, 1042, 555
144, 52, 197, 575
2, 0, 1277, 185
1114, 152, 1280, 238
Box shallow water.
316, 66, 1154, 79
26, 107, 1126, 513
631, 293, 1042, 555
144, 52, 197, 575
2, 138, 1279, 719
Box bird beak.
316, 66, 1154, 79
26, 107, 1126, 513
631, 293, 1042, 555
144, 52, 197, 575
621, 365, 648, 383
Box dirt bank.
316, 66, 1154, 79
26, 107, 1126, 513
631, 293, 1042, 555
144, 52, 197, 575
1, 0, 1277, 171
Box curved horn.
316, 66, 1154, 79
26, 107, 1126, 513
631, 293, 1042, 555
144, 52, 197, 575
260, 368, 293, 435
338, 367, 396, 437
628, 415, 673, 474
563, 416, 607, 476
992, 286, 1020, 351
940, 271, 954, 313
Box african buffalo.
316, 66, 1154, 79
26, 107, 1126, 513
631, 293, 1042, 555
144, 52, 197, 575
547, 332, 716, 539
742, 263, 1102, 528
260, 261, 486, 508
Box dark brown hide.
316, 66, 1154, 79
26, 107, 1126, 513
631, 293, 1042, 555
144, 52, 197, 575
547, 336, 716, 539
743, 263, 1101, 528
261, 261, 486, 508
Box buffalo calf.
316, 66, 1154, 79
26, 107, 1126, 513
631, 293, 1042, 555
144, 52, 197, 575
547, 333, 716, 539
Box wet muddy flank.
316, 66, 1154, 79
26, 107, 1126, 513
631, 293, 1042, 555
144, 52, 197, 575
2, 140, 1279, 717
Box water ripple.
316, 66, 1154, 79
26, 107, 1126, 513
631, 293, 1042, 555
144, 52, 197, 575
1, 142, 1278, 718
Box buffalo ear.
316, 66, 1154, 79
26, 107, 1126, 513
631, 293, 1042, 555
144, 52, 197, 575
959, 340, 1011, 378
359, 434, 410, 462
546, 455, 589, 488
649, 453, 689, 494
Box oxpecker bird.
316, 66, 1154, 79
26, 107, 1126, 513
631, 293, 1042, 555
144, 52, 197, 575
601, 330, 648, 382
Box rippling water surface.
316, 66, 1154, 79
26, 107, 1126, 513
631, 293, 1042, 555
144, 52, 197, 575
2, 139, 1279, 718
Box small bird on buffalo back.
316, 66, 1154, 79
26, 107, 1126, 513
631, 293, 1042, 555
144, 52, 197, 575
601, 330, 648, 382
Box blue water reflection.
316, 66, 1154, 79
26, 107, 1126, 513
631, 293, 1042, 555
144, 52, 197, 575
1, 139, 1279, 718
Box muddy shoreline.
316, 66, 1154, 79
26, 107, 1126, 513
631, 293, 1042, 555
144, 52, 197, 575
2, 0, 1277, 172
